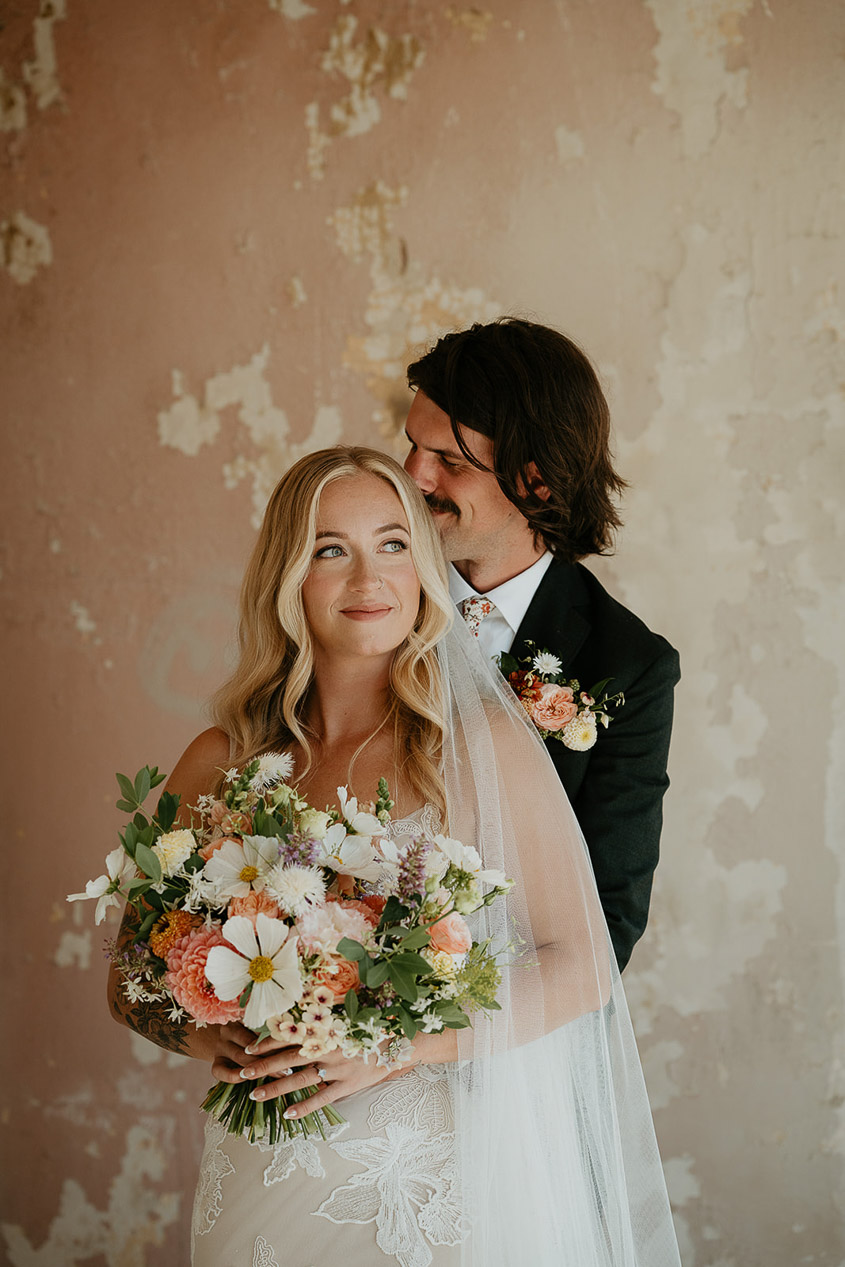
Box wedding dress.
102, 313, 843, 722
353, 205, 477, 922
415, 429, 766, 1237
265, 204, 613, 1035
192, 806, 465, 1267
192, 618, 681, 1266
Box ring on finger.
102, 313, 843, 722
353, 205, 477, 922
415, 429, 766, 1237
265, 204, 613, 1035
316, 1066, 329, 1081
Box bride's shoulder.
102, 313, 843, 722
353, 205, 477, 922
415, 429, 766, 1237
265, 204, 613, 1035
165, 727, 232, 808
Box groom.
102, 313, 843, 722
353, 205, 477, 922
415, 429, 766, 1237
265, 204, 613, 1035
404, 318, 680, 971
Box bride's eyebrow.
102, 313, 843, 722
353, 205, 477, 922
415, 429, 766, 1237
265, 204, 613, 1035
315, 523, 409, 540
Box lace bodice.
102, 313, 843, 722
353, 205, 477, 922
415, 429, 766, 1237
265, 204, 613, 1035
382, 804, 441, 840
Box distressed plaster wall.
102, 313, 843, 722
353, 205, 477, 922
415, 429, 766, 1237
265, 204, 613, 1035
2, 1, 843, 1263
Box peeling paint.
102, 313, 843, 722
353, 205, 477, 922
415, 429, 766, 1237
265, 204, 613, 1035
54, 929, 92, 970
287, 274, 307, 307
69, 600, 97, 637
0, 70, 28, 132
329, 181, 499, 439
554, 124, 585, 165
22, 0, 67, 112
305, 15, 424, 177
2, 1120, 180, 1266
1, 211, 53, 284
641, 1038, 684, 1111
268, 0, 315, 17
646, 0, 753, 158
445, 6, 494, 43
158, 346, 342, 525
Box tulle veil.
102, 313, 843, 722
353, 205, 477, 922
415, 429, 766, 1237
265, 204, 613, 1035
437, 614, 681, 1266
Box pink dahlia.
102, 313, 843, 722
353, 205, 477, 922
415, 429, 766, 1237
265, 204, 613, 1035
166, 925, 244, 1025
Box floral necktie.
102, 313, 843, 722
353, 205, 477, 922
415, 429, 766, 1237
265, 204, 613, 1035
458, 595, 495, 637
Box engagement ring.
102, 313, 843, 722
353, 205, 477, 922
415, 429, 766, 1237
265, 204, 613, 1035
316, 1067, 328, 1080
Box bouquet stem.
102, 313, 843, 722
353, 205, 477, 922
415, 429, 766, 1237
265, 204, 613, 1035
201, 1078, 346, 1142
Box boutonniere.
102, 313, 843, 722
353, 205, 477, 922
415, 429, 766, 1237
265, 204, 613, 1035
498, 643, 625, 751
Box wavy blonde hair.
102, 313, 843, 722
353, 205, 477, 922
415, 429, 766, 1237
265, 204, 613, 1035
211, 447, 453, 811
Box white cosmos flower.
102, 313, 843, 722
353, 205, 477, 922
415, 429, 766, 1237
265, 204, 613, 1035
337, 786, 383, 837
67, 847, 136, 924
250, 752, 295, 792
205, 913, 304, 1031
432, 834, 508, 887
265, 864, 326, 916
532, 651, 562, 676
203, 835, 279, 899
316, 823, 384, 882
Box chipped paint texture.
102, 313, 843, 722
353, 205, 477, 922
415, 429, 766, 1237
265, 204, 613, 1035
1, 212, 52, 283
3, 1, 844, 1263
306, 14, 424, 176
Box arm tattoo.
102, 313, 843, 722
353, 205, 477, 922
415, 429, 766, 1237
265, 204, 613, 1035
110, 905, 192, 1056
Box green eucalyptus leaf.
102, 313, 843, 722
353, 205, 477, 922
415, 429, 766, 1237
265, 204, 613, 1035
336, 938, 366, 962
137, 908, 158, 940
116, 799, 136, 814
116, 772, 136, 804
398, 926, 431, 950
134, 842, 162, 883
388, 965, 418, 1003
134, 767, 151, 805
156, 791, 180, 832
394, 1004, 417, 1038
126, 877, 152, 896
344, 989, 359, 1019
363, 960, 390, 988
391, 951, 433, 975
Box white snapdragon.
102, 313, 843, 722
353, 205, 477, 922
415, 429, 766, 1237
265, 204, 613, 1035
67, 847, 136, 924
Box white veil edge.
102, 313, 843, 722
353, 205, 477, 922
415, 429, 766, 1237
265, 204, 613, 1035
438, 617, 681, 1267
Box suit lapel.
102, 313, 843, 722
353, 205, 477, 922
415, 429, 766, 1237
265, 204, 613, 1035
511, 559, 592, 671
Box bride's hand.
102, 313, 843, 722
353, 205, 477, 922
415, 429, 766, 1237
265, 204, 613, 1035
200, 1021, 259, 1079
234, 1036, 395, 1117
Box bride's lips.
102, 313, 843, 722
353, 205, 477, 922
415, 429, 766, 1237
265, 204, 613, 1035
340, 605, 394, 621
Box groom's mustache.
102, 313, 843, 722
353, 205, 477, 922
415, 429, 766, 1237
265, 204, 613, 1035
425, 494, 460, 517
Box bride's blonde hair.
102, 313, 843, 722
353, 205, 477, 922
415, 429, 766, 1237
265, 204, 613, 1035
211, 446, 453, 810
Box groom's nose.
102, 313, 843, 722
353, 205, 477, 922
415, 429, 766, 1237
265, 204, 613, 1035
404, 445, 436, 495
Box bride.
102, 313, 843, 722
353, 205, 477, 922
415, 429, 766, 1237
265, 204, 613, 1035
108, 447, 681, 1266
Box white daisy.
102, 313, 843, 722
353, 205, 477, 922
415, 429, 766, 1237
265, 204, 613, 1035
532, 651, 562, 676
250, 752, 295, 792
205, 913, 304, 1030
202, 835, 280, 899
265, 864, 326, 917
67, 847, 136, 924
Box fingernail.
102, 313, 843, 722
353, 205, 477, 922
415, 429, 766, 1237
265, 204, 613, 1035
244, 1043, 258, 1056
283, 1107, 296, 1119
239, 1067, 257, 1079
250, 1089, 265, 1101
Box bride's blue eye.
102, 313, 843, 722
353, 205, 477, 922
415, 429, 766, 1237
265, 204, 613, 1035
315, 544, 344, 559
382, 539, 408, 553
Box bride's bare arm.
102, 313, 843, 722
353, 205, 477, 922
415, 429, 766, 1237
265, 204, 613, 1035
105, 727, 251, 1066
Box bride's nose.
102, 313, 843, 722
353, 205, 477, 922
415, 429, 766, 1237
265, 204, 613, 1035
348, 555, 384, 592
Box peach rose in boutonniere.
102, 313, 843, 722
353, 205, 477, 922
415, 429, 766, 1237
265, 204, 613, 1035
528, 683, 580, 732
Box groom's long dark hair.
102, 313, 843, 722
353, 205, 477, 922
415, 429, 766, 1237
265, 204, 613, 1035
407, 317, 626, 563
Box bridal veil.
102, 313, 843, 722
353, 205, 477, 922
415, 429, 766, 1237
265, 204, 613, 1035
437, 614, 681, 1266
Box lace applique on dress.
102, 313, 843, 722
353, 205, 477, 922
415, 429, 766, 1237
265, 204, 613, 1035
252, 1235, 280, 1267
258, 1119, 350, 1186
383, 804, 442, 841
315, 1066, 466, 1267
192, 1120, 235, 1239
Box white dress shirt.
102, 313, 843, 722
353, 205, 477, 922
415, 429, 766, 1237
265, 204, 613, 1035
448, 552, 555, 665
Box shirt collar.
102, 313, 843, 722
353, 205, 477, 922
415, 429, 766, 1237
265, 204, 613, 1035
448, 552, 554, 637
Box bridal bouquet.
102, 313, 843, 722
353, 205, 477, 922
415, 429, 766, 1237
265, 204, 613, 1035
69, 755, 511, 1142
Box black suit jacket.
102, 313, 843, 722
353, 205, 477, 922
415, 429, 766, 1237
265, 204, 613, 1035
511, 559, 680, 972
